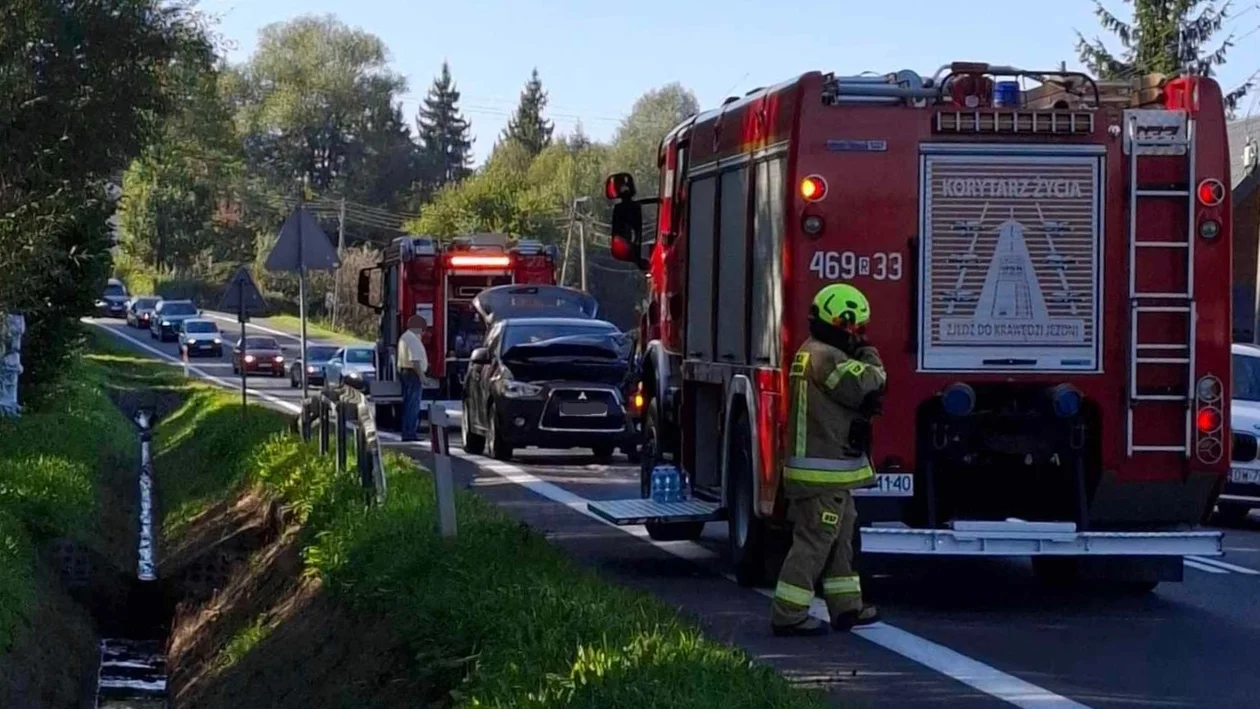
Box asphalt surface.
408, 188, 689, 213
87, 312, 1260, 709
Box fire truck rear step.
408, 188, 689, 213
859, 521, 1222, 556
587, 499, 723, 526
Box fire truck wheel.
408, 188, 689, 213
487, 403, 513, 461
728, 409, 777, 588
461, 403, 486, 455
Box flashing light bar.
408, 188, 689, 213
448, 254, 512, 268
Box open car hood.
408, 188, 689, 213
502, 335, 629, 386
473, 285, 598, 326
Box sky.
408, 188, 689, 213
200, 0, 1260, 165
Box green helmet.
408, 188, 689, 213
812, 283, 871, 328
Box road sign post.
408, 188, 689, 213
217, 267, 268, 419
264, 194, 339, 431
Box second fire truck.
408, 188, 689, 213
590, 62, 1237, 591
357, 233, 559, 422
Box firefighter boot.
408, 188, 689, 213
832, 605, 880, 631
772, 616, 829, 637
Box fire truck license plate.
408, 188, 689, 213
852, 473, 914, 497
1230, 467, 1260, 485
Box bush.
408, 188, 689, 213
0, 350, 137, 648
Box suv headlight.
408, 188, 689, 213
503, 380, 543, 398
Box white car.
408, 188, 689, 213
1223, 343, 1260, 521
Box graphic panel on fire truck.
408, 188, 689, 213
918, 147, 1103, 372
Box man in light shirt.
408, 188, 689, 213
397, 315, 429, 441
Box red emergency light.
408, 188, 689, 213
448, 254, 512, 268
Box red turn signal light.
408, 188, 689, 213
800, 175, 827, 202
1196, 407, 1222, 434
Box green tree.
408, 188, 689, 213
501, 68, 554, 156
416, 60, 474, 188
1076, 0, 1249, 108
233, 14, 417, 199
0, 0, 212, 398
606, 83, 699, 198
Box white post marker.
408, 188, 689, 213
429, 403, 457, 537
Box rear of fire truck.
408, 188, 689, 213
590, 62, 1233, 591
358, 234, 558, 424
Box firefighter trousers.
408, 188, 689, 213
771, 486, 862, 628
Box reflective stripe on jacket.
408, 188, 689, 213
784, 337, 886, 489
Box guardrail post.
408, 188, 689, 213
430, 404, 457, 537
318, 397, 330, 455
300, 397, 312, 442
335, 400, 348, 473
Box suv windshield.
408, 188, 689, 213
184, 321, 217, 334
504, 322, 620, 350
134, 298, 158, 310
245, 337, 279, 350
346, 348, 374, 364
159, 302, 196, 316
1235, 353, 1260, 402
104, 283, 126, 297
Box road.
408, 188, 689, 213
88, 312, 1260, 709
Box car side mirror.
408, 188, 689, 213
470, 347, 492, 365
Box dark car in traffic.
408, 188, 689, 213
96, 278, 129, 318
177, 319, 224, 358
232, 336, 285, 377
149, 299, 200, 341
460, 285, 634, 462
288, 344, 340, 388
126, 296, 161, 329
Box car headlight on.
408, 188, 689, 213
161, 320, 171, 327
306, 365, 318, 373
274, 355, 284, 363
244, 354, 256, 363
503, 381, 543, 398
213, 338, 221, 345
95, 299, 106, 307
346, 371, 360, 379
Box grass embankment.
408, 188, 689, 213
89, 340, 827, 707
0, 343, 145, 703
266, 314, 365, 344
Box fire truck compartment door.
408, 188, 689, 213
917, 145, 1105, 372
473, 284, 599, 325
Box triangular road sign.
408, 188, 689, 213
217, 267, 268, 319
265, 204, 340, 273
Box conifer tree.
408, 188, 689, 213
501, 68, 554, 156
1076, 0, 1249, 109
416, 60, 474, 186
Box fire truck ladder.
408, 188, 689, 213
1126, 111, 1195, 457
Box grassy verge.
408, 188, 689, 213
89, 340, 828, 708
267, 314, 365, 344
0, 345, 137, 649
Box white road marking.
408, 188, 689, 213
202, 312, 296, 340
1186, 555, 1260, 575
422, 442, 1092, 709
88, 321, 301, 414
100, 317, 1093, 708
1184, 558, 1229, 575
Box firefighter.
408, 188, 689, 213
771, 283, 885, 637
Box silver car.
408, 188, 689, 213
323, 346, 377, 390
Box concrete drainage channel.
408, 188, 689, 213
95, 409, 169, 708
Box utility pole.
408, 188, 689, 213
331, 196, 346, 330
572, 196, 590, 292
297, 180, 310, 401
560, 201, 576, 286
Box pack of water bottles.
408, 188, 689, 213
649, 464, 688, 503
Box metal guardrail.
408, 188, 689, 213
298, 388, 386, 506
297, 390, 457, 537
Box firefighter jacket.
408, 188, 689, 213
784, 337, 886, 489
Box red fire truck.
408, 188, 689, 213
589, 62, 1236, 591
357, 233, 559, 422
